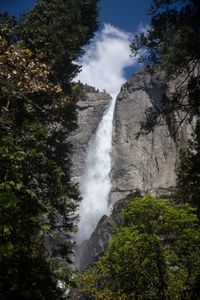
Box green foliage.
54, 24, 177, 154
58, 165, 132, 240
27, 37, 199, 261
18, 0, 99, 87
132, 0, 200, 71
176, 120, 200, 214
131, 0, 200, 129
0, 87, 79, 297
0, 0, 99, 298
0, 12, 17, 44
76, 196, 200, 299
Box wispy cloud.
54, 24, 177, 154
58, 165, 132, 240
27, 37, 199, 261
75, 23, 139, 98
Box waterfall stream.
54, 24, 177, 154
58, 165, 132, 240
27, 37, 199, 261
75, 24, 135, 248
76, 96, 116, 245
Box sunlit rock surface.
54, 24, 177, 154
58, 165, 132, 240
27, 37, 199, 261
111, 70, 189, 203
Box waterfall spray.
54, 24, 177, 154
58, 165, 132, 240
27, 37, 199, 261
77, 96, 116, 245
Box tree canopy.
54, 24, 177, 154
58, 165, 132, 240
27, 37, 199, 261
75, 196, 200, 299
18, 0, 99, 88
0, 0, 99, 298
131, 0, 200, 129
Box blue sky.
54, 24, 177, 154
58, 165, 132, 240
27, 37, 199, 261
0, 0, 36, 15
0, 0, 151, 33
0, 0, 152, 94
99, 0, 151, 32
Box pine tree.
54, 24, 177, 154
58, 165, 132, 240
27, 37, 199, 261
131, 0, 200, 129
18, 0, 99, 88
0, 0, 99, 298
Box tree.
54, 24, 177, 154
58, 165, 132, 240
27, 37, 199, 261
18, 0, 99, 88
75, 196, 200, 299
0, 34, 78, 299
0, 0, 99, 298
0, 12, 17, 44
131, 0, 200, 132
176, 120, 200, 214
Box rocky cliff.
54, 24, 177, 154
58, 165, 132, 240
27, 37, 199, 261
76, 71, 190, 271
111, 71, 189, 203
71, 87, 112, 182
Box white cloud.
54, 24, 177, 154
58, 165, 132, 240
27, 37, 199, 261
75, 23, 138, 98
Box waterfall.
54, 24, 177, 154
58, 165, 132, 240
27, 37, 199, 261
76, 96, 116, 245
74, 24, 135, 248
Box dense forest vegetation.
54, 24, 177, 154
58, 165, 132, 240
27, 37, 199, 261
0, 0, 99, 298
74, 0, 200, 299
76, 196, 200, 299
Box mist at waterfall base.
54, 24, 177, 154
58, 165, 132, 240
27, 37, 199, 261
75, 24, 138, 245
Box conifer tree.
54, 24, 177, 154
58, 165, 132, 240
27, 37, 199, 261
0, 0, 99, 298
131, 0, 200, 128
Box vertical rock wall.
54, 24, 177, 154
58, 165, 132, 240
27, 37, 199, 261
111, 71, 189, 203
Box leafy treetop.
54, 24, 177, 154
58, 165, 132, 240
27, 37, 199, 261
75, 196, 200, 299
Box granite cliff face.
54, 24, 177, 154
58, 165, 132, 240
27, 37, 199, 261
111, 71, 189, 203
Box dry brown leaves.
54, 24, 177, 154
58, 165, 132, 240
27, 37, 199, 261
0, 36, 62, 94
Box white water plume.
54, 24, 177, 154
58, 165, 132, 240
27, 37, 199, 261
77, 97, 116, 244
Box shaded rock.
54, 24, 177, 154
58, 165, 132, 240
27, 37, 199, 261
71, 89, 112, 182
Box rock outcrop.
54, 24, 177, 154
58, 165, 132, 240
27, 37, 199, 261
111, 71, 189, 203
71, 88, 112, 182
